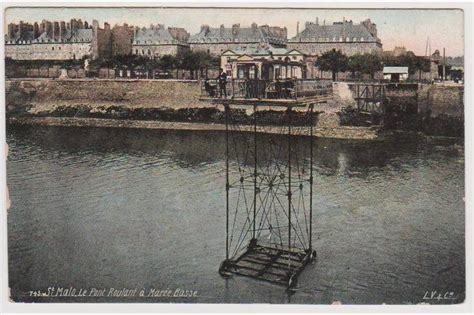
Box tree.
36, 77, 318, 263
414, 56, 431, 80
348, 53, 383, 80
347, 54, 364, 78
382, 51, 431, 80
315, 49, 348, 81
181, 51, 201, 79
158, 54, 178, 72
362, 54, 383, 79
180, 51, 215, 79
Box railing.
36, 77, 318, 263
201, 78, 332, 100
347, 83, 387, 113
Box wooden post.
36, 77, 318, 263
357, 84, 360, 109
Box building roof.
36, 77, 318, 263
189, 24, 286, 45
383, 66, 409, 74
289, 21, 378, 43
133, 25, 186, 45
9, 30, 35, 43
69, 29, 94, 42
36, 28, 94, 43
232, 46, 288, 56
223, 46, 304, 57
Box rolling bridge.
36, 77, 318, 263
200, 78, 332, 289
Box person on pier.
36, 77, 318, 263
218, 68, 228, 98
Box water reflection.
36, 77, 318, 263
7, 125, 463, 175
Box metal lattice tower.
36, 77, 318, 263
218, 101, 317, 289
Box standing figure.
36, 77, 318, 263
218, 68, 228, 98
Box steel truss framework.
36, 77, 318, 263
218, 102, 317, 289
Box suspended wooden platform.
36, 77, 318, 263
200, 78, 333, 108
219, 244, 316, 288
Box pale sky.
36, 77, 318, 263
5, 7, 464, 57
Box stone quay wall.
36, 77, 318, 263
6, 79, 212, 113
418, 84, 464, 118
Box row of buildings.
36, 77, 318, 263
5, 18, 382, 62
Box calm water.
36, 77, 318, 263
7, 125, 465, 304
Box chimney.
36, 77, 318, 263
66, 22, 70, 31
59, 21, 65, 39
200, 24, 210, 35
18, 21, 24, 38
361, 19, 377, 38
232, 23, 241, 36
92, 19, 99, 41
342, 21, 347, 41
44, 20, 52, 37
282, 26, 287, 39
220, 24, 225, 36
84, 21, 89, 29
316, 17, 319, 25
7, 23, 14, 40
51, 22, 57, 41
54, 22, 60, 40
104, 22, 110, 31
77, 19, 84, 29
33, 22, 40, 38
71, 19, 77, 31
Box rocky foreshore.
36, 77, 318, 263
7, 112, 381, 140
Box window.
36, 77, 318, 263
135, 49, 138, 54
52, 47, 54, 50
59, 46, 61, 50
148, 49, 151, 55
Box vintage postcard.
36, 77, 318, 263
1, 2, 470, 311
